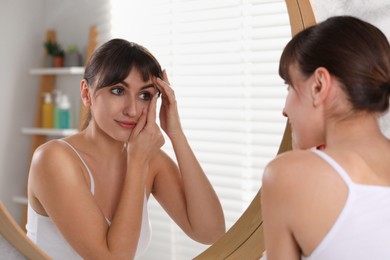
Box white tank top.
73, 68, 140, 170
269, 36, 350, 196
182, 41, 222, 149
302, 149, 390, 260
26, 139, 151, 259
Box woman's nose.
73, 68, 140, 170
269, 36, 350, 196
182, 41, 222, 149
282, 110, 288, 118
124, 98, 138, 117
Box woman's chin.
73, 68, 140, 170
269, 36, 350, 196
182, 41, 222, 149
109, 132, 132, 144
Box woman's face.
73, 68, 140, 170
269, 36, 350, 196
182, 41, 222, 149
283, 63, 325, 149
90, 67, 159, 142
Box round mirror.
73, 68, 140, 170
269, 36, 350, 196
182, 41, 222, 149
109, 0, 295, 258
108, 0, 303, 258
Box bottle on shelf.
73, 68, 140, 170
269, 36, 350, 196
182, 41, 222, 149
41, 92, 54, 128
58, 94, 71, 129
53, 90, 62, 129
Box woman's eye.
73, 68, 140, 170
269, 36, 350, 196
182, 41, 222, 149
111, 87, 124, 96
139, 92, 152, 101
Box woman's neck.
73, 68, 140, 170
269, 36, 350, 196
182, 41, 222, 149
80, 121, 126, 161
325, 112, 385, 149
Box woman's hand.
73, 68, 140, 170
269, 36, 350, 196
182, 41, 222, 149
125, 93, 165, 163
153, 69, 183, 140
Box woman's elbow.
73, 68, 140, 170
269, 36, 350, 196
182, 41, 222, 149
194, 221, 226, 245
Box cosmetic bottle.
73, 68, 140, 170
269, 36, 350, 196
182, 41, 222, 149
59, 94, 71, 129
41, 92, 54, 128
53, 90, 62, 129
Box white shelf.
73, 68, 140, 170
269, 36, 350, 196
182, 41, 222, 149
13, 196, 28, 205
29, 66, 84, 75
21, 127, 78, 136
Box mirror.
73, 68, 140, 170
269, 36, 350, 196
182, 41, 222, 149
107, 1, 293, 257
3, 0, 302, 259
0, 0, 314, 255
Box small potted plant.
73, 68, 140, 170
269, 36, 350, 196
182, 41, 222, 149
43, 40, 64, 67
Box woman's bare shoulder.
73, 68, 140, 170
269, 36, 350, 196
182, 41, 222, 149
264, 150, 320, 179
261, 149, 332, 199
29, 139, 86, 183
32, 139, 72, 166
28, 139, 91, 212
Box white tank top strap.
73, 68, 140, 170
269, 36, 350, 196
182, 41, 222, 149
58, 139, 95, 194
310, 149, 354, 186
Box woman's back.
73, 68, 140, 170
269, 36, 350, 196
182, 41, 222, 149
263, 140, 390, 259
301, 149, 390, 259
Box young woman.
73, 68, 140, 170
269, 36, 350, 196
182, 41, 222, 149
27, 39, 225, 259
261, 16, 390, 259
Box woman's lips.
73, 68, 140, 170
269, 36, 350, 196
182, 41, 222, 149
116, 120, 136, 129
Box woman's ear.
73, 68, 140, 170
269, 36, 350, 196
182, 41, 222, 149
311, 67, 331, 107
80, 80, 92, 107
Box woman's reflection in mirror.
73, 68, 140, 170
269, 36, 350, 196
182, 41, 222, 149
26, 39, 225, 259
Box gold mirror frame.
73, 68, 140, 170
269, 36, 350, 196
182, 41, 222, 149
194, 0, 316, 258
0, 202, 50, 259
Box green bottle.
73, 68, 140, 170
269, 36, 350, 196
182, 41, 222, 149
59, 94, 71, 129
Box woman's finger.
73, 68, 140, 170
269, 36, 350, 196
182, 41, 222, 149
146, 93, 158, 126
154, 69, 172, 96
130, 108, 147, 139
162, 69, 170, 85
155, 77, 175, 104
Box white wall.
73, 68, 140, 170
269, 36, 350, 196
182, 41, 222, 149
0, 0, 45, 224
311, 0, 390, 37
0, 0, 107, 225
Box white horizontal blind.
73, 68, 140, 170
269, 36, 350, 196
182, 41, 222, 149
109, 0, 291, 259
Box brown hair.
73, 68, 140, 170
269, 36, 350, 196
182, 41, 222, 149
81, 39, 162, 129
279, 16, 390, 113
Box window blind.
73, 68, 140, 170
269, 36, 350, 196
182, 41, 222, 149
108, 0, 291, 258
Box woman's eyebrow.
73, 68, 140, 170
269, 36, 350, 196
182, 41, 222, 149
118, 82, 155, 90
142, 83, 160, 96
141, 83, 156, 90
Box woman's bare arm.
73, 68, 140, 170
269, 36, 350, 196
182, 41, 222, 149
152, 71, 225, 244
